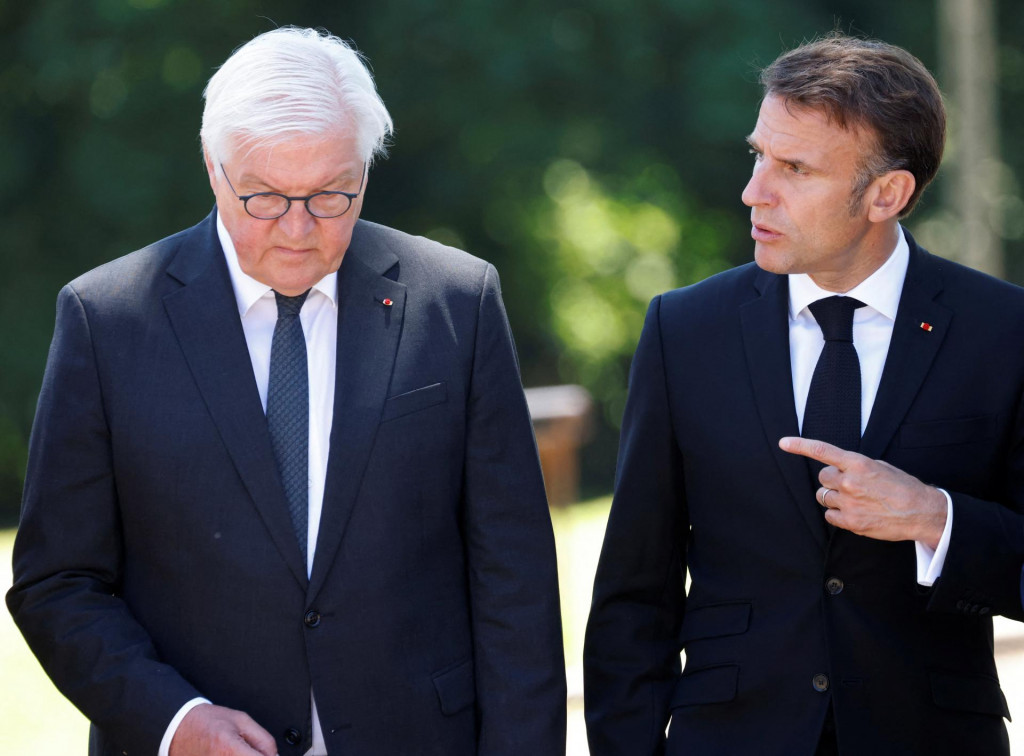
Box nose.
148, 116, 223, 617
741, 161, 773, 209
276, 200, 318, 237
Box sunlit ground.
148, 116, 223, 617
3, 501, 1024, 755
0, 528, 89, 754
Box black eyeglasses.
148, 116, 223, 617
220, 162, 366, 220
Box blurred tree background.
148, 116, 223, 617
1, 0, 1022, 521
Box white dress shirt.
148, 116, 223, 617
159, 212, 334, 756
787, 226, 952, 586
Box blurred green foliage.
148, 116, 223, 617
2, 0, 1022, 517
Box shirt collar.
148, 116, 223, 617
216, 210, 339, 317
788, 225, 909, 321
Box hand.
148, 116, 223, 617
169, 703, 278, 756
779, 436, 948, 549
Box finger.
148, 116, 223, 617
234, 714, 279, 756
817, 465, 842, 489
823, 506, 846, 530
239, 737, 278, 756
816, 487, 838, 509
779, 436, 857, 470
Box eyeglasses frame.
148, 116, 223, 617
219, 161, 367, 220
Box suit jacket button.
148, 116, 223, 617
304, 610, 321, 628
284, 728, 302, 745
956, 600, 966, 611
825, 577, 844, 595
812, 673, 830, 692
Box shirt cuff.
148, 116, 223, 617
915, 488, 953, 587
158, 698, 212, 756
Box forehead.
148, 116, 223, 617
228, 132, 362, 187
751, 95, 869, 161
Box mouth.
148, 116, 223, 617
750, 222, 783, 242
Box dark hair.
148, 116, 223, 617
760, 32, 945, 217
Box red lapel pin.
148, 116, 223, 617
382, 298, 393, 307
920, 322, 933, 332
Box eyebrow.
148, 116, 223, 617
745, 135, 814, 172
237, 167, 362, 192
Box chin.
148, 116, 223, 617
266, 272, 317, 296
753, 245, 793, 275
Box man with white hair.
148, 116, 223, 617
8, 27, 566, 756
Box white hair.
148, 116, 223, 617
201, 27, 394, 171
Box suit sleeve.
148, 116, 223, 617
583, 296, 688, 756
927, 385, 1024, 620
6, 285, 202, 754
461, 264, 567, 756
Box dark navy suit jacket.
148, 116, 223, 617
8, 211, 567, 756
584, 233, 1024, 756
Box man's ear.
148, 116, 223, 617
866, 170, 916, 222
202, 143, 218, 191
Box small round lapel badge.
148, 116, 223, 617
382, 298, 393, 307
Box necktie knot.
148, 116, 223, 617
274, 289, 310, 319
808, 296, 865, 343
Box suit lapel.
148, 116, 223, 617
308, 224, 406, 601
163, 211, 308, 589
741, 268, 828, 550
860, 237, 950, 460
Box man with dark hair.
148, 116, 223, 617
584, 33, 1024, 756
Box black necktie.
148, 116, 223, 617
267, 289, 310, 558
802, 296, 866, 466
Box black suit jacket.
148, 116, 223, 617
8, 210, 567, 756
584, 233, 1024, 755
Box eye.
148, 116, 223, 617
788, 162, 806, 175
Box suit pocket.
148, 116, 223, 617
930, 669, 1010, 718
898, 414, 996, 448
670, 664, 739, 707
679, 602, 751, 644
382, 382, 447, 423
432, 658, 476, 715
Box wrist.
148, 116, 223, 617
917, 485, 948, 550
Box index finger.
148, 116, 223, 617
778, 436, 857, 470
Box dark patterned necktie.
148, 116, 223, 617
802, 296, 866, 474
267, 289, 311, 558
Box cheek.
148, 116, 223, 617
805, 201, 854, 244
231, 229, 276, 272
320, 224, 356, 264
786, 193, 837, 239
